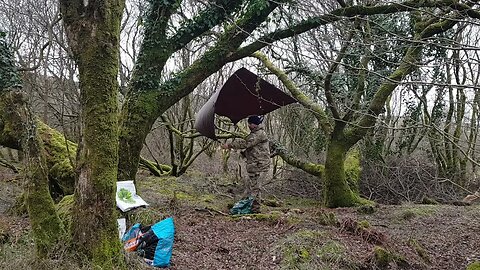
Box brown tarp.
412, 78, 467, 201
194, 68, 297, 139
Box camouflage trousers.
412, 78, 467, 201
242, 170, 270, 200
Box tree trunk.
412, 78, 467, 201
22, 97, 65, 257
60, 0, 125, 267
323, 136, 364, 208
0, 91, 65, 257
0, 37, 64, 257
118, 95, 160, 181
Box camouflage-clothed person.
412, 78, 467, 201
229, 125, 271, 198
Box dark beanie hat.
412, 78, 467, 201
247, 115, 264, 125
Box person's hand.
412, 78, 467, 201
221, 143, 230, 149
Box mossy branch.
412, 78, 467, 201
155, 0, 279, 107
270, 140, 324, 178
252, 52, 332, 135
348, 13, 460, 145
343, 19, 372, 123
228, 0, 467, 61
139, 157, 172, 176
324, 28, 355, 120
129, 0, 244, 93
168, 0, 244, 51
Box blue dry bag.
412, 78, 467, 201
136, 217, 175, 267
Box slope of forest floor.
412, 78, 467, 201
0, 167, 479, 270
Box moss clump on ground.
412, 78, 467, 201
374, 246, 394, 267
357, 205, 375, 214
373, 246, 407, 268
200, 194, 215, 203
316, 210, 339, 226
277, 229, 358, 269
263, 198, 282, 207
408, 238, 430, 263
357, 220, 371, 229
467, 261, 480, 270
230, 211, 282, 224
420, 196, 438, 205
398, 205, 438, 221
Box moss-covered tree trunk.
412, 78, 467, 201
323, 135, 363, 207
59, 0, 125, 267
22, 97, 65, 257
0, 37, 63, 257
0, 92, 64, 256
118, 94, 160, 181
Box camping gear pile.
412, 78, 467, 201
122, 217, 175, 267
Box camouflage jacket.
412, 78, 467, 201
230, 126, 270, 173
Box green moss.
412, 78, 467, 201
373, 246, 407, 268
303, 162, 325, 178
357, 205, 375, 214
374, 246, 394, 267
24, 136, 65, 258
231, 211, 282, 224
344, 149, 361, 193
118, 91, 163, 181
175, 191, 194, 200
92, 230, 125, 269
55, 195, 74, 237
297, 229, 325, 239
37, 122, 77, 195
421, 196, 438, 205
140, 176, 229, 211
317, 240, 346, 263
263, 198, 282, 207
280, 230, 322, 267
399, 205, 438, 221
316, 210, 339, 226
200, 194, 215, 203
277, 229, 358, 269
408, 238, 430, 263
53, 1, 125, 267
467, 261, 480, 270
299, 247, 310, 260
285, 215, 302, 225
358, 220, 371, 229
324, 141, 374, 208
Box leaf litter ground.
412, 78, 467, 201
0, 168, 479, 269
